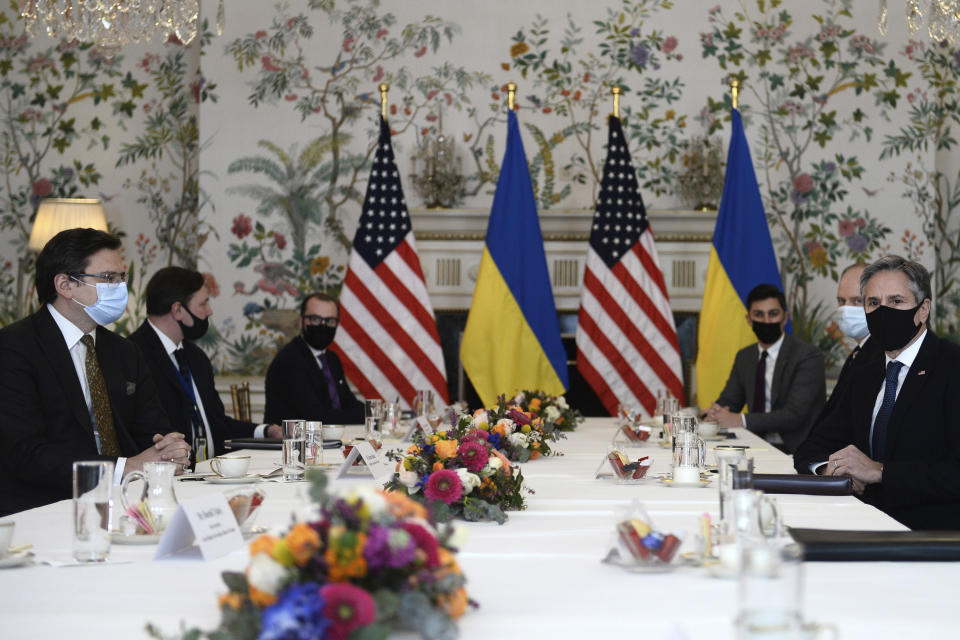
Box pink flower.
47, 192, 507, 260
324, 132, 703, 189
506, 408, 531, 425
274, 232, 287, 250
320, 583, 376, 640
284, 94, 298, 101
401, 522, 439, 567
838, 220, 856, 237
372, 65, 384, 82
793, 172, 814, 194
423, 469, 462, 505
376, 29, 389, 39
254, 30, 268, 40
662, 36, 678, 54
32, 178, 53, 197
202, 273, 220, 297
261, 56, 282, 72
342, 36, 354, 52
231, 214, 252, 239
462, 428, 489, 442
414, 45, 427, 58
855, 217, 866, 228
457, 441, 490, 473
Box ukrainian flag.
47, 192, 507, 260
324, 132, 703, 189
696, 108, 785, 408
461, 110, 569, 406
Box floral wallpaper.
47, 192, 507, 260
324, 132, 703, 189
0, 0, 957, 383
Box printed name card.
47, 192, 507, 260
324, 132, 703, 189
336, 441, 393, 484
154, 493, 244, 561
402, 416, 434, 442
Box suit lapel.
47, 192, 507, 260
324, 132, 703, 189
884, 332, 936, 455
35, 308, 95, 437
141, 323, 185, 398
852, 353, 886, 453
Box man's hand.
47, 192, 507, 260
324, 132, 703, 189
706, 403, 742, 429
266, 424, 283, 439
827, 444, 882, 492
127, 433, 191, 474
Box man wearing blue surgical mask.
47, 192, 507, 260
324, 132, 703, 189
0, 227, 186, 516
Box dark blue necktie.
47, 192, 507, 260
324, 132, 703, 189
871, 360, 904, 462
318, 352, 342, 409
753, 350, 768, 413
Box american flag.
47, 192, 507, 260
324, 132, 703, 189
332, 117, 449, 408
575, 116, 684, 416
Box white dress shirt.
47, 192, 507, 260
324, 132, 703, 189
47, 304, 126, 483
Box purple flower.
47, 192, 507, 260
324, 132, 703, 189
259, 582, 328, 640
631, 44, 649, 68
846, 234, 869, 252
363, 524, 416, 570
823, 161, 837, 173
630, 28, 640, 37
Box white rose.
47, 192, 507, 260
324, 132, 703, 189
349, 485, 387, 517
398, 467, 421, 494
544, 405, 561, 422
514, 391, 526, 403
556, 396, 569, 410
480, 455, 502, 478
247, 553, 289, 595
447, 525, 469, 551
455, 468, 481, 495
509, 432, 529, 448
473, 409, 488, 425
496, 418, 516, 435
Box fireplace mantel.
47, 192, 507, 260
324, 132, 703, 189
410, 208, 717, 313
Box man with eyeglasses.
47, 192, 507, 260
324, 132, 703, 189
0, 228, 187, 516
263, 292, 364, 426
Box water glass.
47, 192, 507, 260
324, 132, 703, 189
73, 460, 114, 563
722, 489, 783, 544
364, 399, 384, 438
672, 430, 706, 483
282, 437, 306, 481
305, 421, 324, 466
283, 419, 305, 440
415, 389, 434, 417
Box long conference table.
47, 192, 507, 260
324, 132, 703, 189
1, 418, 957, 638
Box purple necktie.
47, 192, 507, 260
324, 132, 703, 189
318, 352, 341, 409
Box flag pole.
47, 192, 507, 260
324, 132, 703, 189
379, 82, 389, 119
507, 82, 517, 111
611, 85, 621, 118
730, 78, 739, 110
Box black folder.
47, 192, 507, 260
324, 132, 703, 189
222, 438, 343, 451
789, 528, 960, 561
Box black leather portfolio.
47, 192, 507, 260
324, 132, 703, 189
223, 438, 343, 451
789, 528, 960, 561
751, 473, 852, 495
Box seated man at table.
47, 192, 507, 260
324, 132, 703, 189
0, 228, 188, 516
794, 256, 960, 530
706, 283, 825, 454
129, 267, 282, 460
263, 292, 364, 425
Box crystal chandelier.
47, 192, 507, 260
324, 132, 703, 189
879, 0, 960, 45
18, 0, 225, 49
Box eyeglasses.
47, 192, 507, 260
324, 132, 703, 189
69, 271, 127, 285
302, 314, 338, 327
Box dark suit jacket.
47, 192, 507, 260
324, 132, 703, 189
129, 320, 257, 457
263, 336, 364, 425
715, 333, 825, 453
0, 307, 171, 516
793, 331, 960, 530
812, 336, 882, 428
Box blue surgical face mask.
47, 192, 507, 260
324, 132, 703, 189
71, 279, 128, 326
836, 305, 869, 341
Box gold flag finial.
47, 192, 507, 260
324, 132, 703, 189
379, 83, 389, 119
611, 85, 622, 119
507, 82, 517, 111
730, 78, 740, 110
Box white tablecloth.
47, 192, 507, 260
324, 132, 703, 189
1, 420, 955, 639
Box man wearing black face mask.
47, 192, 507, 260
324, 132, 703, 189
794, 256, 960, 529
706, 284, 825, 453
131, 267, 282, 460
263, 292, 364, 426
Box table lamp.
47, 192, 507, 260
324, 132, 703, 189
28, 198, 109, 251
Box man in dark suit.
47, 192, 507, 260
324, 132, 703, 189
129, 267, 282, 461
264, 292, 364, 425
0, 228, 187, 516
706, 283, 825, 453
794, 256, 960, 529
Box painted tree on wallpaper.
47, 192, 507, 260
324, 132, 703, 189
699, 0, 907, 365
221, 0, 489, 371
882, 39, 960, 342
505, 0, 689, 207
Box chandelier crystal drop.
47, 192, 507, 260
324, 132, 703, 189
18, 0, 224, 49
881, 0, 960, 45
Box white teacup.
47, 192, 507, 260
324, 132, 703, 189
672, 465, 701, 484
699, 420, 720, 438
210, 456, 251, 478
0, 521, 14, 558
324, 425, 346, 441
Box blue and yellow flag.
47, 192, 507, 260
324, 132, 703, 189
461, 110, 569, 406
696, 108, 785, 408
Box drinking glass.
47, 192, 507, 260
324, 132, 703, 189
671, 414, 698, 437
722, 489, 783, 544
305, 421, 323, 466
715, 447, 752, 520
283, 419, 305, 440
73, 460, 114, 563
364, 399, 384, 439
671, 430, 706, 483
415, 389, 433, 418
282, 437, 306, 481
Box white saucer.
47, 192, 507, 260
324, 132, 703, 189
659, 477, 712, 488
706, 562, 738, 579
111, 532, 163, 545
0, 551, 34, 569
702, 435, 728, 441
206, 475, 261, 484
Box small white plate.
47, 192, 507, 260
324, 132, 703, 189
702, 435, 728, 442
0, 551, 34, 569
707, 562, 738, 579
206, 475, 261, 485
658, 477, 712, 488
111, 532, 163, 545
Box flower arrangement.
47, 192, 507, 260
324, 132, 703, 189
147, 471, 469, 640
511, 390, 583, 433
386, 412, 528, 524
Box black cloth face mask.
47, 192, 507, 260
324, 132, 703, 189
751, 321, 783, 345
178, 306, 209, 341
303, 324, 337, 351
865, 303, 923, 352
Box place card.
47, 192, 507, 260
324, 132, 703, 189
336, 440, 393, 484
154, 493, 244, 561
401, 416, 434, 442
